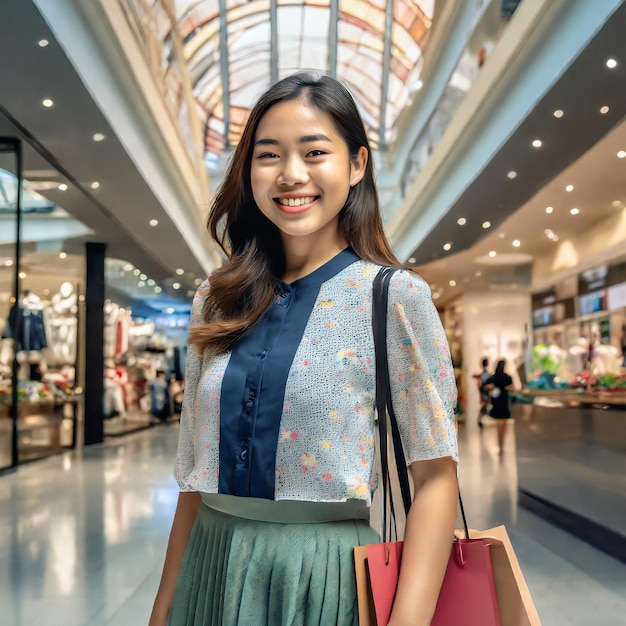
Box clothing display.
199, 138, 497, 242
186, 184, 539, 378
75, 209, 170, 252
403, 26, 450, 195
174, 249, 458, 501
104, 302, 132, 359
43, 282, 78, 365
7, 294, 48, 353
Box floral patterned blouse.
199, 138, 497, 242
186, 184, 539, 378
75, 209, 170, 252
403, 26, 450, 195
174, 248, 458, 505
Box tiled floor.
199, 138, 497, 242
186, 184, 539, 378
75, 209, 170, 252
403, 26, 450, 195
1, 421, 625, 625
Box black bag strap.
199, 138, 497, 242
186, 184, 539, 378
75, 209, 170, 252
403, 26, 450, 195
372, 266, 469, 541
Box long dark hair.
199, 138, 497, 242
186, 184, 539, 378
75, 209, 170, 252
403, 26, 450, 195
189, 72, 402, 353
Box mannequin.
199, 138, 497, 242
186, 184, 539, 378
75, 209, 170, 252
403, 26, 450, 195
44, 282, 78, 365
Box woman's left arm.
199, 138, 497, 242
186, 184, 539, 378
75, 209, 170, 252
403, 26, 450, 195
388, 456, 458, 626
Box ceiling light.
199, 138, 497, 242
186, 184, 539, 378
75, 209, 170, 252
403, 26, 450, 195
551, 234, 559, 242
42, 98, 54, 108
488, 251, 496, 258
133, 269, 140, 276
507, 170, 517, 179
443, 243, 452, 251
482, 221, 491, 229
123, 263, 133, 271
138, 281, 145, 287
457, 217, 467, 226
38, 39, 49, 47
147, 279, 155, 286
58, 183, 68, 191
449, 280, 456, 287
4, 260, 13, 267
570, 208, 580, 215
140, 273, 147, 281
600, 105, 610, 114
606, 58, 618, 69
565, 184, 574, 192
149, 219, 159, 227
176, 268, 185, 275
553, 109, 564, 118
475, 271, 482, 277
613, 200, 622, 207
78, 295, 85, 302
19, 271, 27, 279
173, 282, 181, 290
432, 291, 441, 300
618, 150, 626, 159
194, 278, 203, 286
532, 139, 542, 148
154, 286, 162, 293
408, 257, 416, 264
545, 206, 554, 214
544, 228, 553, 235
167, 308, 175, 314
498, 233, 505, 239
59, 252, 67, 259
92, 133, 106, 142
512, 240, 521, 247
91, 181, 100, 189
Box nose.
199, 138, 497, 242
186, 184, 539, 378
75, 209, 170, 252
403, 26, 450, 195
277, 155, 309, 186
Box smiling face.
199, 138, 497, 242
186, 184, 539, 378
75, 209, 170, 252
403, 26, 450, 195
250, 96, 367, 253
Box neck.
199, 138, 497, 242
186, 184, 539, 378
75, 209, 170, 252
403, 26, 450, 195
281, 230, 348, 284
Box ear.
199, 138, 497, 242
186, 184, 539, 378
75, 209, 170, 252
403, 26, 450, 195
349, 146, 368, 187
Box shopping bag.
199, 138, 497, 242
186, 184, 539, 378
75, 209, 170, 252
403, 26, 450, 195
354, 526, 542, 626
355, 536, 501, 626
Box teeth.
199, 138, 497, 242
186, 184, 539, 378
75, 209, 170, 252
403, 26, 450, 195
277, 196, 316, 207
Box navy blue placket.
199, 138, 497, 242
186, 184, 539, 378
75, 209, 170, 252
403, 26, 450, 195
217, 248, 360, 499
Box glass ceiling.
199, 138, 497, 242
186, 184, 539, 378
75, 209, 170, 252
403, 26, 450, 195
169, 0, 435, 162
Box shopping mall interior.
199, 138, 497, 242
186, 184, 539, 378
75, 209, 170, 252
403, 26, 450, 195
1, 0, 625, 624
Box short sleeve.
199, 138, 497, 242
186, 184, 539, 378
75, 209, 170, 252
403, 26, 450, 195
385, 271, 458, 465
172, 279, 209, 491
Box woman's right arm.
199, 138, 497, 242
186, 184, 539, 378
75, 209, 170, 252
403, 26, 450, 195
149, 491, 202, 626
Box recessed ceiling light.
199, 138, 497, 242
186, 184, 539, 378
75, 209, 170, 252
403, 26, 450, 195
512, 240, 521, 247
532, 139, 542, 148
38, 39, 49, 47
613, 200, 622, 207
457, 217, 467, 226
449, 280, 456, 287
408, 257, 416, 264
606, 58, 618, 69
58, 183, 68, 191
140, 273, 147, 280
551, 234, 559, 241
565, 184, 574, 192
482, 221, 491, 229
147, 279, 155, 286
194, 278, 203, 286
155, 286, 162, 293
553, 109, 564, 118
92, 133, 106, 142
570, 208, 580, 215
507, 170, 517, 179
545, 228, 553, 235
42, 98, 54, 108
133, 269, 141, 276
91, 181, 100, 189
432, 291, 441, 300
176, 268, 185, 275
19, 271, 27, 279
123, 263, 133, 271
149, 219, 159, 227
59, 252, 67, 259
498, 233, 505, 239
488, 251, 496, 258
600, 105, 610, 114
138, 281, 145, 287
4, 260, 13, 267
475, 271, 482, 277
173, 282, 181, 290
443, 243, 452, 251
545, 206, 554, 214
618, 150, 626, 159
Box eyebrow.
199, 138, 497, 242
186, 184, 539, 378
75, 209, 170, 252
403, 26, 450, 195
254, 133, 332, 146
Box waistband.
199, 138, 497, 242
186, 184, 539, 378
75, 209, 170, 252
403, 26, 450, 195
200, 493, 370, 524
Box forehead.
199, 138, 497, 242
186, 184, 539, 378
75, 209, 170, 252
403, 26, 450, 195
255, 98, 341, 140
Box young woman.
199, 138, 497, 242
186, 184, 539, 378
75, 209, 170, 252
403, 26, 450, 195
150, 72, 459, 626
485, 359, 516, 455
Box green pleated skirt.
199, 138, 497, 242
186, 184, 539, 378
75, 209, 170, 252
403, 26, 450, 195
167, 494, 378, 626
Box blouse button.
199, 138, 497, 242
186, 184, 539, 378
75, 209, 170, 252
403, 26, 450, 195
244, 400, 253, 412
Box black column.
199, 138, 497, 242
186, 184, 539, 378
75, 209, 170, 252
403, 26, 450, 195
84, 242, 106, 445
